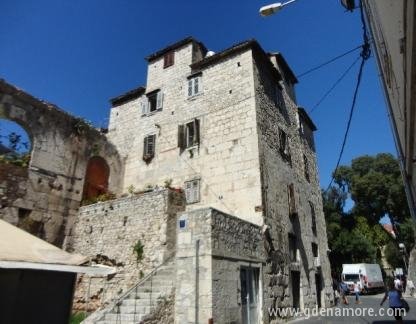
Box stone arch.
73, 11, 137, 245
82, 156, 110, 200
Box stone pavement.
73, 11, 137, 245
293, 293, 416, 323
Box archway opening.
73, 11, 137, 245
82, 156, 110, 201
0, 119, 31, 167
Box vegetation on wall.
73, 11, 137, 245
324, 153, 415, 275
133, 240, 144, 264
81, 192, 116, 206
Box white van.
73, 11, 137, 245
342, 263, 384, 294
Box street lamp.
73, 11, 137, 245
259, 0, 297, 17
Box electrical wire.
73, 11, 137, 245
296, 44, 363, 79
309, 56, 361, 114
325, 57, 366, 192
325, 1, 371, 192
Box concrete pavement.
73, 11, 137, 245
293, 293, 416, 323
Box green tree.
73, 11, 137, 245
334, 153, 409, 226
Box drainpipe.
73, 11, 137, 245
195, 239, 200, 324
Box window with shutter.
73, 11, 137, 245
187, 76, 202, 97
143, 134, 156, 163
184, 119, 200, 148
163, 51, 174, 68
146, 90, 163, 113
184, 179, 200, 204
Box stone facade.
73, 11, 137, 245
66, 189, 185, 310
0, 80, 122, 246
176, 208, 264, 324
106, 37, 333, 322
1, 36, 333, 323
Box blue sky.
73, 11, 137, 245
0, 0, 396, 189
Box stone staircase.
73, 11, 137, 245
84, 261, 175, 324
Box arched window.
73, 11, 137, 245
82, 156, 110, 200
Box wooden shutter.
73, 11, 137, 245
143, 136, 148, 157
148, 135, 155, 156
156, 91, 163, 110
178, 125, 185, 151
188, 79, 193, 97
195, 119, 200, 145
141, 99, 148, 115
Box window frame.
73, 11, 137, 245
178, 118, 200, 151
143, 134, 156, 163
187, 75, 202, 98
184, 178, 200, 204
288, 183, 297, 216
142, 90, 163, 116
163, 51, 174, 68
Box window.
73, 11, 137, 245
303, 154, 310, 182
312, 243, 319, 258
288, 183, 297, 216
279, 128, 291, 162
274, 85, 285, 111
163, 51, 174, 68
178, 119, 200, 150
310, 202, 317, 235
288, 233, 298, 262
184, 179, 200, 204
143, 134, 156, 163
141, 91, 163, 115
187, 76, 202, 97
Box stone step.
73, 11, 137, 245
97, 320, 138, 324
121, 297, 166, 307
104, 312, 146, 322
125, 291, 164, 300
127, 285, 173, 295
140, 280, 174, 288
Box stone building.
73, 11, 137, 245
0, 37, 333, 323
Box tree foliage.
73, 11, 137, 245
324, 153, 415, 274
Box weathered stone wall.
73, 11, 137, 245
253, 53, 333, 321
0, 80, 122, 246
107, 43, 263, 226
175, 207, 264, 324
67, 189, 184, 310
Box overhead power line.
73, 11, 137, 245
297, 44, 363, 79
325, 1, 372, 192
309, 56, 361, 114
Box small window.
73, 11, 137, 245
288, 183, 297, 216
279, 128, 291, 162
288, 233, 298, 262
178, 119, 200, 150
188, 76, 202, 97
185, 179, 200, 204
142, 91, 163, 115
274, 85, 284, 111
163, 51, 174, 68
143, 134, 156, 163
310, 202, 317, 235
312, 243, 319, 258
303, 154, 310, 182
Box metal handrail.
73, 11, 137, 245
92, 256, 175, 322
